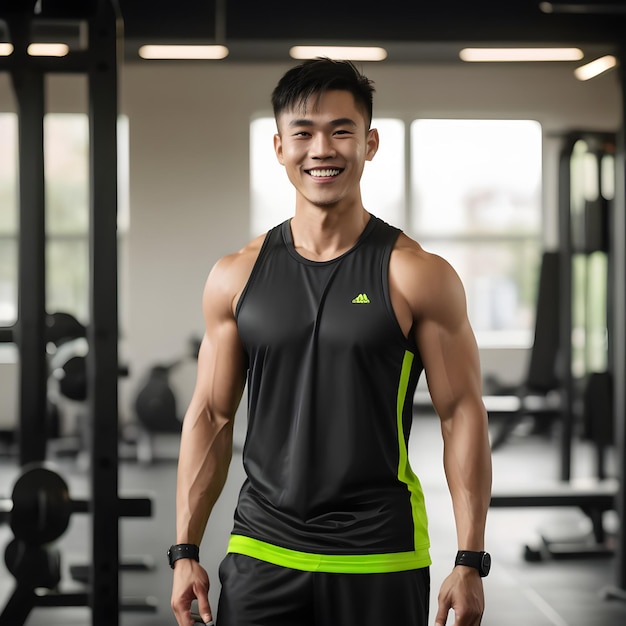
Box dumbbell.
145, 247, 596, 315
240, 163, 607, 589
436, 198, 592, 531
0, 463, 153, 538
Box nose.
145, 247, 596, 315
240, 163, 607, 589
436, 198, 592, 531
310, 132, 336, 159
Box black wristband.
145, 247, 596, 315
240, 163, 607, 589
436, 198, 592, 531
455, 550, 491, 577
167, 543, 200, 569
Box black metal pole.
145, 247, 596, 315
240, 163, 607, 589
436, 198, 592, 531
86, 2, 123, 624
9, 15, 48, 467
558, 135, 574, 482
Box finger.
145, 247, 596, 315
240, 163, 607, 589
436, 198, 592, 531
191, 611, 214, 625
434, 606, 449, 626
194, 597, 213, 625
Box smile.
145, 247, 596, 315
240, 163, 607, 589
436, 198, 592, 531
306, 168, 343, 178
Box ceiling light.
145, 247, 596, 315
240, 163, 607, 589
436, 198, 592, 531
289, 46, 387, 62
574, 55, 618, 81
459, 47, 583, 62
27, 43, 69, 57
539, 2, 626, 14
138, 45, 229, 60
0, 43, 13, 56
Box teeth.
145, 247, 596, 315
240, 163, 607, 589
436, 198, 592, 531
309, 169, 340, 177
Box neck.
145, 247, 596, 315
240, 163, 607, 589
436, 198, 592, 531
289, 207, 370, 262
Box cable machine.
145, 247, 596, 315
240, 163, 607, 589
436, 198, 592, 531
491, 50, 626, 600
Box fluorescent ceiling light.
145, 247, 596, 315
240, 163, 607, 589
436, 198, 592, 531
539, 2, 626, 14
290, 46, 387, 62
27, 43, 70, 57
0, 43, 13, 56
138, 45, 229, 60
459, 47, 583, 62
574, 55, 618, 81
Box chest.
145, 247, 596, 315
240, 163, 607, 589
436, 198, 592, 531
237, 247, 400, 356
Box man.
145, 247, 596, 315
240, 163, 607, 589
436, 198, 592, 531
170, 58, 492, 626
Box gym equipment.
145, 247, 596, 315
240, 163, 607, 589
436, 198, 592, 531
133, 336, 200, 463
45, 311, 87, 347
485, 251, 563, 450
0, 2, 153, 624
0, 462, 154, 623
489, 131, 620, 565
0, 311, 89, 455
7, 465, 72, 544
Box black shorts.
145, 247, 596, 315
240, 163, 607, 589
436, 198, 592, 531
216, 553, 430, 626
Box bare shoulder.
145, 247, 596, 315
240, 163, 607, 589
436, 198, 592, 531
203, 232, 267, 315
390, 233, 467, 318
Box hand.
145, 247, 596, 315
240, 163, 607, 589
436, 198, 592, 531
435, 566, 484, 626
171, 559, 212, 626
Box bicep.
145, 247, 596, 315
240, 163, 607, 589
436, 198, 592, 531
184, 264, 247, 432
413, 263, 484, 422
418, 315, 483, 421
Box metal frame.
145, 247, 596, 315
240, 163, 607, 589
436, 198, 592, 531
0, 2, 145, 625
606, 47, 626, 600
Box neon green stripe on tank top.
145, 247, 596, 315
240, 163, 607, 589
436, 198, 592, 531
227, 535, 431, 573
395, 349, 430, 559
227, 350, 431, 574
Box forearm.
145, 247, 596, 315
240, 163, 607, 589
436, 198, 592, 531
175, 407, 234, 545
441, 402, 492, 550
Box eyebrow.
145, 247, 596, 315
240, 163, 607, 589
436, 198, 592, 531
287, 117, 358, 128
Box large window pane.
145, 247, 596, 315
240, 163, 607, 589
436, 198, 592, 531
411, 119, 541, 236
425, 239, 541, 343
45, 114, 89, 235
0, 114, 17, 325
0, 113, 128, 327
0, 239, 17, 324
250, 117, 404, 236
47, 239, 89, 321
410, 119, 543, 345
0, 114, 17, 235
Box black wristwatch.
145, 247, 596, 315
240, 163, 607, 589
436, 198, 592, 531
455, 550, 491, 577
167, 543, 200, 569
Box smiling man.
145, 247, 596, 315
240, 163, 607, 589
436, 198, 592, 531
170, 58, 492, 626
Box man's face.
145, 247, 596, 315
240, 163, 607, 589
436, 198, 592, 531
273, 90, 379, 210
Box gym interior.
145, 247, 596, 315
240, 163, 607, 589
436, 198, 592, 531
0, 1, 626, 624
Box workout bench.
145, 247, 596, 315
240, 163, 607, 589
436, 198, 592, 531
490, 478, 618, 561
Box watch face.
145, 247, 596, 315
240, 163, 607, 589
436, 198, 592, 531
481, 552, 491, 575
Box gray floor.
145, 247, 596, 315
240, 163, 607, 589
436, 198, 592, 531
0, 412, 625, 626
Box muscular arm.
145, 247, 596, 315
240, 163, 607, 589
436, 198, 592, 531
175, 259, 247, 546
414, 260, 491, 552
390, 238, 491, 625
172, 245, 256, 626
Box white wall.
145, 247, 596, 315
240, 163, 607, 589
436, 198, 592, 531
0, 60, 622, 427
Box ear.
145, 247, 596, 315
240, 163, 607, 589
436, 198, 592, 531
366, 128, 379, 162
274, 133, 284, 165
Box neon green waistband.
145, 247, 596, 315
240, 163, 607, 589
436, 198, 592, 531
227, 534, 431, 574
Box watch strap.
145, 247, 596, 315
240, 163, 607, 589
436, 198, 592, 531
168, 543, 200, 569
455, 550, 490, 577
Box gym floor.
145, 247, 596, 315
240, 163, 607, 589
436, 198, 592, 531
0, 411, 625, 626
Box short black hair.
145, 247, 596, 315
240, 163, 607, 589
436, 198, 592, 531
271, 58, 375, 128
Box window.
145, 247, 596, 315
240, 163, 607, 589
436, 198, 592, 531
0, 114, 18, 324
0, 113, 129, 327
410, 119, 543, 346
250, 116, 544, 347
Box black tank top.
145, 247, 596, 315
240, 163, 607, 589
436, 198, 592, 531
229, 215, 431, 573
